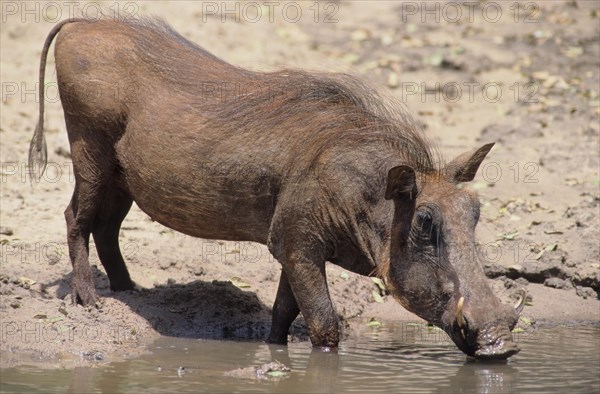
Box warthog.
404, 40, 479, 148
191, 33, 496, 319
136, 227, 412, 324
30, 17, 523, 359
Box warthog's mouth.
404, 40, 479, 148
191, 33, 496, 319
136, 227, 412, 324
451, 321, 520, 360
450, 294, 523, 360
472, 327, 520, 360
450, 327, 521, 360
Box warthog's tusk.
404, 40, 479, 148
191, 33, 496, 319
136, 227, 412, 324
514, 290, 526, 314
456, 296, 465, 328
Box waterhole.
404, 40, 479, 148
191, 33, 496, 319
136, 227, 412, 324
1, 323, 598, 393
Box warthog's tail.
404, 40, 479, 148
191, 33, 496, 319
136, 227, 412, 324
29, 18, 87, 183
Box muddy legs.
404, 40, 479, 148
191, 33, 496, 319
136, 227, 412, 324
92, 188, 134, 291
65, 189, 97, 305
65, 180, 134, 305
268, 255, 339, 348
267, 270, 300, 344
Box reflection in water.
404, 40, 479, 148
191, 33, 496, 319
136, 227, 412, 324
1, 325, 599, 393
440, 363, 518, 394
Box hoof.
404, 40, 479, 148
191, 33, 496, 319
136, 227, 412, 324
71, 286, 99, 306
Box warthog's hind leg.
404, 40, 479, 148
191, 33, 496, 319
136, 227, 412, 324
92, 187, 135, 292
65, 186, 99, 306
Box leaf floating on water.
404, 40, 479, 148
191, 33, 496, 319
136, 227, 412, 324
367, 317, 382, 328
371, 290, 384, 303
230, 277, 251, 289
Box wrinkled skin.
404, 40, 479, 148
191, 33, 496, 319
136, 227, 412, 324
30, 18, 520, 360
382, 145, 520, 359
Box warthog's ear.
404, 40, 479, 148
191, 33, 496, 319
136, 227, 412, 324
385, 165, 417, 200
444, 142, 495, 183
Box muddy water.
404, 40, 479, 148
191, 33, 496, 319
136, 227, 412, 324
1, 324, 598, 393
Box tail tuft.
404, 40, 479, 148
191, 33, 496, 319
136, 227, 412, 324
28, 123, 47, 183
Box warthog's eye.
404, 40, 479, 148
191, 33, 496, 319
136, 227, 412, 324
414, 208, 439, 246
416, 210, 433, 231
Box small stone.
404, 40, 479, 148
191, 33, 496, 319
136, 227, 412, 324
575, 286, 596, 299
387, 72, 399, 88
81, 351, 104, 361
544, 277, 572, 290
193, 268, 205, 276
58, 305, 69, 317
55, 146, 71, 158
0, 227, 13, 236
515, 277, 530, 286
350, 29, 370, 42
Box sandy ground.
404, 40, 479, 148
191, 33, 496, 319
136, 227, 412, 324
1, 1, 599, 367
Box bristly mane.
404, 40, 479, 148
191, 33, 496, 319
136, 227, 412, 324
118, 16, 441, 173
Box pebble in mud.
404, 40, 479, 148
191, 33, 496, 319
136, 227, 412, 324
0, 227, 13, 236
575, 286, 597, 300
81, 351, 104, 361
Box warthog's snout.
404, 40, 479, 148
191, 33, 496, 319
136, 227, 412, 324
452, 298, 522, 360
473, 326, 521, 360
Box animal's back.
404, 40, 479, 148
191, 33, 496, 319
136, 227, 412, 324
51, 17, 434, 243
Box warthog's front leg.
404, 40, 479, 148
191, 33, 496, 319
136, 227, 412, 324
280, 253, 339, 348
267, 270, 300, 344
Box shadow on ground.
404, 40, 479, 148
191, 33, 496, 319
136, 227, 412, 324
45, 266, 310, 342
